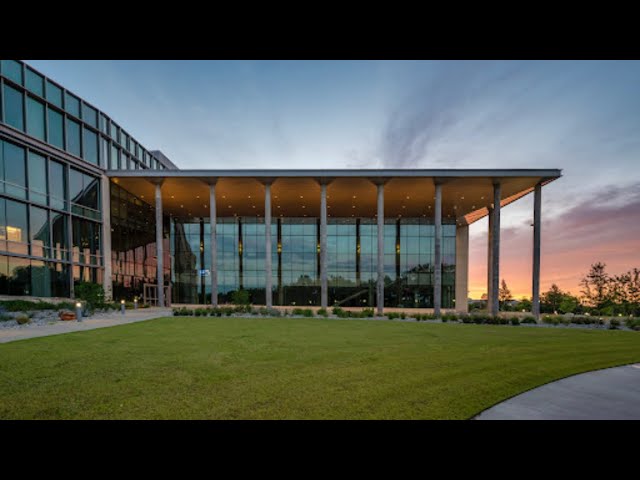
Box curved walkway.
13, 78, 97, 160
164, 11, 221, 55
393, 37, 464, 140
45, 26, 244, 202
0, 308, 172, 344
475, 364, 640, 420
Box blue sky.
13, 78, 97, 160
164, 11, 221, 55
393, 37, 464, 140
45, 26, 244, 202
26, 60, 640, 295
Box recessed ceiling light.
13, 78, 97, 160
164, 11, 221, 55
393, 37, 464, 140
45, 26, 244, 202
248, 195, 251, 199
402, 205, 406, 209
228, 205, 232, 208
302, 205, 306, 208
406, 196, 410, 199
352, 205, 355, 208
277, 205, 281, 208
300, 195, 304, 199
352, 195, 356, 199
222, 195, 226, 199
196, 195, 200, 199
171, 195, 175, 199
180, 205, 184, 208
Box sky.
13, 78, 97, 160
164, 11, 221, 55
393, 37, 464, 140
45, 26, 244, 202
27, 60, 640, 299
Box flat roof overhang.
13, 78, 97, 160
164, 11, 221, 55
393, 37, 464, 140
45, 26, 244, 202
107, 169, 562, 225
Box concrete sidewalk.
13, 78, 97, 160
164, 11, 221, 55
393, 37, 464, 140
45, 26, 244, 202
0, 308, 172, 344
475, 363, 640, 420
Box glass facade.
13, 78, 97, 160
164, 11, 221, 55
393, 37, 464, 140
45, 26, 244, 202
0, 136, 102, 298
110, 183, 169, 301
1, 59, 168, 172
165, 213, 456, 308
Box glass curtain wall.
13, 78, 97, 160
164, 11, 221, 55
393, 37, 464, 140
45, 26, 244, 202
165, 214, 456, 308
0, 136, 102, 298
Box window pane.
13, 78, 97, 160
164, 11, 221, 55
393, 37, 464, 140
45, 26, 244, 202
49, 161, 66, 210
28, 151, 47, 205
69, 168, 83, 202
100, 137, 108, 169
110, 145, 119, 169
1, 60, 23, 85
46, 81, 63, 107
3, 84, 24, 131
121, 131, 129, 150
3, 141, 26, 199
30, 206, 50, 257
66, 118, 81, 156
26, 97, 45, 141
99, 114, 108, 134
47, 108, 64, 149
111, 123, 119, 142
6, 199, 28, 254
25, 68, 44, 97
31, 259, 52, 297
64, 92, 80, 117
51, 212, 67, 260
81, 103, 97, 128
8, 256, 30, 295
82, 127, 98, 165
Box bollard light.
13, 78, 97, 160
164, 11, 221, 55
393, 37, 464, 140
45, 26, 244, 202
134, 297, 138, 310
75, 302, 83, 322
121, 299, 125, 315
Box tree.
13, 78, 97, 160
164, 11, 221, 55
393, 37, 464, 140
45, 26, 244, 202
559, 295, 580, 314
498, 279, 512, 311
517, 296, 532, 312
580, 262, 610, 308
541, 283, 565, 312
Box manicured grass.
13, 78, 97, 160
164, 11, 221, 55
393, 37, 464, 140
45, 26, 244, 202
1, 317, 639, 419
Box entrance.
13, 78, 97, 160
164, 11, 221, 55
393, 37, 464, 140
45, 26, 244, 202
143, 283, 172, 307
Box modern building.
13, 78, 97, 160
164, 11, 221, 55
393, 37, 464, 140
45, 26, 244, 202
0, 60, 561, 317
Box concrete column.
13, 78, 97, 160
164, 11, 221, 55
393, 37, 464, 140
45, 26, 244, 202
376, 183, 384, 316
320, 183, 328, 308
490, 182, 501, 316
487, 207, 493, 312
101, 175, 113, 302
434, 182, 442, 317
209, 182, 218, 307
155, 182, 164, 307
455, 224, 469, 313
264, 182, 272, 308
532, 182, 542, 320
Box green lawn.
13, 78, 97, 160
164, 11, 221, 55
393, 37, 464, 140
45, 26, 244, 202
1, 317, 639, 419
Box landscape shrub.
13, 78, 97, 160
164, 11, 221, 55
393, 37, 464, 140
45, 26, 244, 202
542, 315, 560, 325
609, 319, 621, 330
423, 313, 436, 321
510, 317, 520, 326
400, 312, 406, 319
258, 307, 269, 316
0, 313, 12, 322
461, 315, 475, 324
625, 318, 640, 330
442, 313, 458, 322
317, 308, 329, 317
332, 306, 344, 316
75, 282, 105, 309
521, 316, 536, 324
0, 300, 75, 312
231, 289, 250, 306
15, 314, 30, 325
362, 308, 374, 318
441, 316, 448, 323
267, 308, 281, 316
223, 307, 234, 316
387, 312, 400, 320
